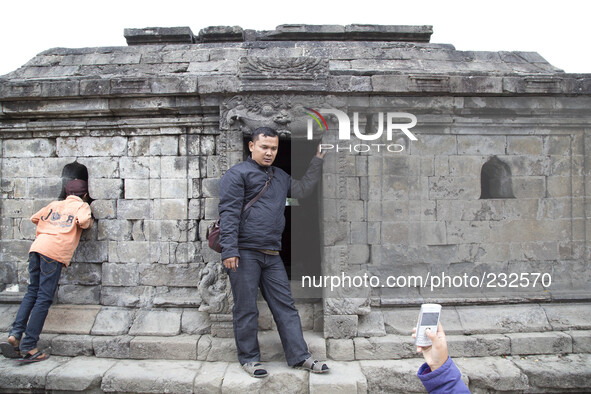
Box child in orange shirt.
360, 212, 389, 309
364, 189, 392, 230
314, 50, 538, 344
0, 179, 93, 362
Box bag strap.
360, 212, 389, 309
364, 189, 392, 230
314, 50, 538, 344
242, 167, 274, 213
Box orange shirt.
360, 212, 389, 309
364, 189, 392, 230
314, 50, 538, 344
29, 195, 93, 266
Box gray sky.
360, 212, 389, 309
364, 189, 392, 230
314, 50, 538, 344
1, 0, 589, 76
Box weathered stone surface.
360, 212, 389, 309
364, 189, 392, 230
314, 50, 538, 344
309, 361, 368, 394
382, 306, 464, 335
117, 199, 150, 220
510, 354, 591, 391
109, 241, 151, 263
59, 262, 102, 285
542, 303, 591, 330
0, 354, 68, 391
455, 356, 529, 392
327, 338, 355, 361
325, 296, 370, 316
570, 330, 591, 353
57, 136, 127, 157
3, 138, 55, 157
304, 331, 328, 361
506, 331, 572, 355
153, 287, 202, 307
70, 241, 108, 264
46, 356, 116, 392
51, 334, 94, 356
456, 304, 551, 334
91, 307, 135, 335
360, 359, 427, 393
354, 335, 415, 360
92, 335, 133, 359
0, 305, 20, 331
324, 315, 359, 339
90, 200, 117, 219
102, 263, 139, 286
130, 335, 199, 360
138, 263, 203, 287
195, 330, 325, 363
258, 330, 287, 361
89, 178, 123, 199
181, 309, 212, 335
357, 311, 386, 337
128, 309, 182, 336
57, 284, 101, 304
101, 359, 201, 393
197, 335, 237, 362
446, 334, 510, 357
193, 361, 228, 393
43, 305, 101, 335
221, 362, 308, 394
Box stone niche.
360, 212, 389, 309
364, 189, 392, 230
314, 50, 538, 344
0, 24, 590, 338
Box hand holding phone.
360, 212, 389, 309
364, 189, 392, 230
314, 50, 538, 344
414, 303, 441, 347
413, 322, 449, 372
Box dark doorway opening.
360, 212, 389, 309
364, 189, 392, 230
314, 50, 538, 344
480, 156, 514, 199
60, 162, 91, 201
242, 136, 322, 280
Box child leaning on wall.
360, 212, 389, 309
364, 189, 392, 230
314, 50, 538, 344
0, 179, 93, 362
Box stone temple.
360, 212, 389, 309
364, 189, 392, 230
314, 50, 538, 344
0, 25, 590, 392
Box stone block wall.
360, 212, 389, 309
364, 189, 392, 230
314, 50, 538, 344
318, 95, 590, 337
0, 120, 231, 310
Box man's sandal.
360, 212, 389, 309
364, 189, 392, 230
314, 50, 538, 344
295, 356, 329, 373
0, 342, 21, 359
17, 351, 50, 363
242, 362, 268, 378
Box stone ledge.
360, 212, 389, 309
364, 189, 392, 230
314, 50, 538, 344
129, 335, 199, 360
124, 27, 195, 45
46, 356, 117, 392
455, 356, 529, 392
260, 24, 433, 43
1, 354, 590, 393
101, 358, 201, 393
506, 331, 573, 355
509, 354, 591, 392
2, 75, 589, 103
43, 304, 101, 335
7, 329, 587, 364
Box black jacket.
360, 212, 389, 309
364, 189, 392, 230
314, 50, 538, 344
218, 156, 323, 260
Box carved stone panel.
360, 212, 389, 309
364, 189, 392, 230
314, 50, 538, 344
239, 57, 328, 80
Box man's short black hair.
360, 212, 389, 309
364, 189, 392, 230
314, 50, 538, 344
251, 127, 278, 142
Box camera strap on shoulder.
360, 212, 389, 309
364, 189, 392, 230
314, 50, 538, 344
242, 167, 274, 213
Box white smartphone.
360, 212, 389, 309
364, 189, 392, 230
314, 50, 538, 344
414, 303, 441, 347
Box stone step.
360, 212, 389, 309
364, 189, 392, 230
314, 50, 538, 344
2, 302, 591, 363
3, 328, 589, 363
1, 353, 590, 393
2, 302, 590, 344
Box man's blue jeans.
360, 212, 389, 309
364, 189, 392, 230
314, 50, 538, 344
9, 252, 63, 352
228, 249, 311, 366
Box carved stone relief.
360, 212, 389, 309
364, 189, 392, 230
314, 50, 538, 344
239, 57, 328, 80
198, 262, 233, 314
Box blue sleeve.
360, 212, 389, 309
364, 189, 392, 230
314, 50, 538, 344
417, 357, 471, 394
219, 169, 244, 260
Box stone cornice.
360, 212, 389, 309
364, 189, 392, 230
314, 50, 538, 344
1, 73, 590, 104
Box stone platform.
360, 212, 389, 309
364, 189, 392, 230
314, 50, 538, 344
1, 302, 590, 392
1, 353, 590, 393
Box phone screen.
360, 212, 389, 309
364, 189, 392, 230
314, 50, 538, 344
420, 312, 439, 326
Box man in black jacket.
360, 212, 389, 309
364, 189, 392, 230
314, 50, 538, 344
218, 127, 329, 378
